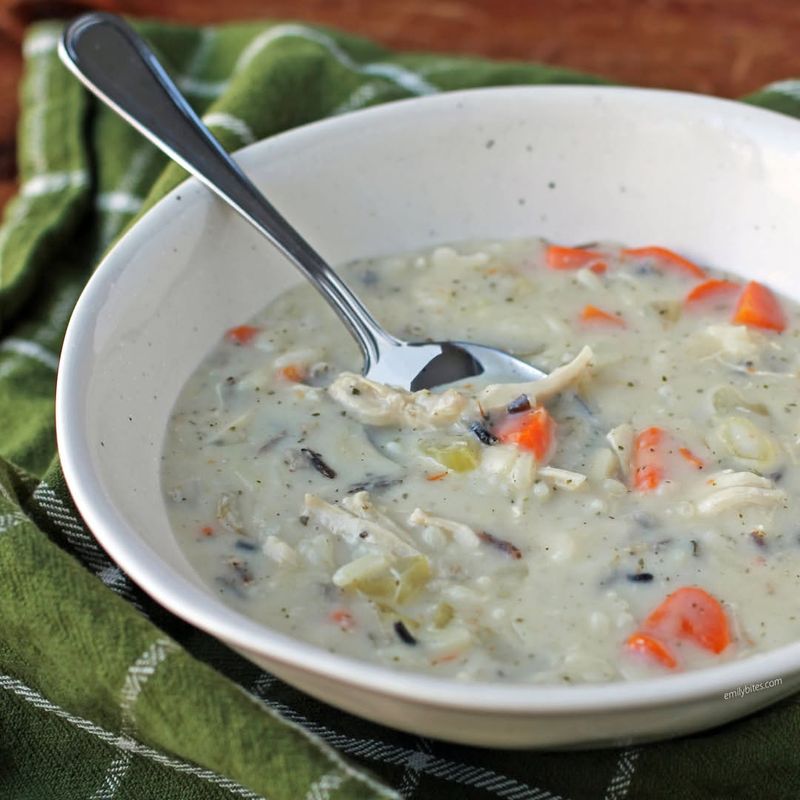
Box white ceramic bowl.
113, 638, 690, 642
58, 87, 800, 748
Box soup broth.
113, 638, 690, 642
162, 239, 800, 683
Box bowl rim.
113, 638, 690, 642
57, 84, 800, 714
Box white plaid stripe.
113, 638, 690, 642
236, 24, 437, 96
30, 483, 145, 611
92, 637, 180, 797
0, 511, 28, 533
88, 754, 130, 800
761, 79, 800, 101
332, 82, 384, 115
250, 674, 400, 800
25, 40, 52, 176
0, 45, 56, 268
120, 638, 179, 729
0, 673, 265, 798
22, 29, 60, 58
96, 191, 143, 216
0, 337, 59, 370
250, 675, 566, 800
397, 737, 432, 798
20, 170, 88, 197
304, 770, 346, 800
175, 29, 228, 98
203, 112, 256, 145
98, 144, 161, 246
178, 75, 229, 98
603, 748, 641, 800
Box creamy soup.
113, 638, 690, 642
162, 239, 800, 683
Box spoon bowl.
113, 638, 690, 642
367, 340, 546, 391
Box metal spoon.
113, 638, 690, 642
59, 13, 546, 391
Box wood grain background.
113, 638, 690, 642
1, 0, 800, 208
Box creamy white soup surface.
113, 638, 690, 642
161, 239, 800, 683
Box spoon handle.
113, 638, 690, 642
59, 12, 399, 367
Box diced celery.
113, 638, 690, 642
395, 556, 432, 604
352, 555, 432, 604
420, 438, 480, 472
432, 602, 455, 629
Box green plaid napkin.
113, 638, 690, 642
2, 17, 800, 800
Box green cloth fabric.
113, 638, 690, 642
1, 17, 799, 800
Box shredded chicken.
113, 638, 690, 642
303, 492, 420, 558
479, 444, 537, 510
216, 492, 246, 534
263, 535, 298, 566
707, 470, 774, 490
538, 466, 587, 491
689, 322, 799, 376
340, 492, 412, 540
207, 409, 255, 446
606, 423, 635, 480
328, 372, 467, 427
695, 470, 786, 516
691, 324, 770, 368
407, 508, 480, 548
478, 346, 593, 410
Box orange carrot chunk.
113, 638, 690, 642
580, 304, 626, 327
644, 587, 731, 654
678, 447, 705, 470
685, 279, 740, 305
545, 245, 607, 273
732, 281, 786, 332
225, 324, 261, 345
495, 406, 555, 462
632, 426, 665, 492
279, 364, 306, 383
425, 471, 449, 481
329, 609, 355, 630
626, 632, 677, 669
622, 246, 706, 279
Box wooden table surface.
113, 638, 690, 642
1, 0, 800, 209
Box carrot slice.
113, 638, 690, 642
678, 447, 704, 470
732, 281, 786, 332
685, 279, 740, 305
622, 246, 706, 279
545, 245, 607, 273
431, 652, 462, 666
644, 587, 731, 654
626, 632, 677, 669
225, 324, 261, 345
329, 609, 355, 630
580, 304, 625, 327
425, 471, 448, 481
279, 364, 306, 383
495, 406, 555, 462
200, 525, 215, 537
632, 426, 664, 492
627, 587, 731, 670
